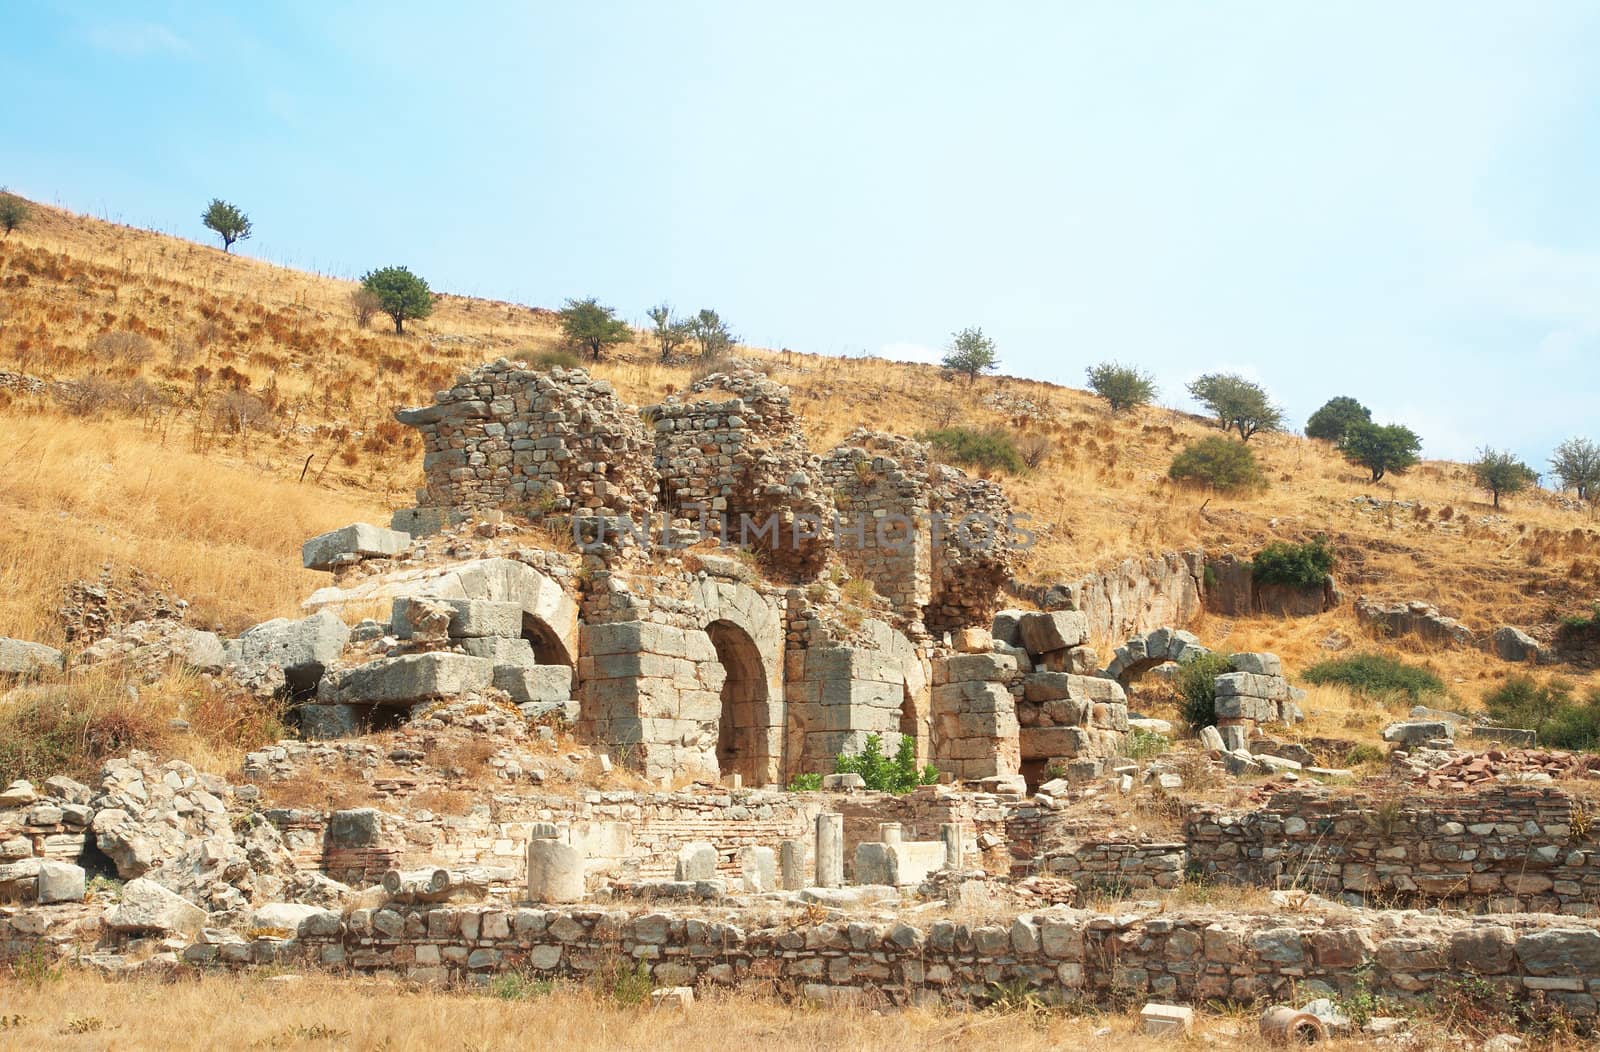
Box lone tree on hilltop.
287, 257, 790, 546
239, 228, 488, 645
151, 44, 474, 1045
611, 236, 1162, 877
647, 303, 695, 362
201, 198, 252, 253
689, 309, 736, 359
1085, 361, 1157, 413
1306, 396, 1372, 443
558, 297, 632, 361
360, 266, 433, 334
1186, 372, 1283, 442
1550, 437, 1600, 501
943, 326, 998, 383
1470, 447, 1538, 509
1339, 421, 1421, 482
0, 190, 31, 238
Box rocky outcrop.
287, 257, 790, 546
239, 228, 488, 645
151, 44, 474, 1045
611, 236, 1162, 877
0, 637, 64, 678
1204, 554, 1340, 618
1355, 598, 1474, 647
1010, 552, 1204, 647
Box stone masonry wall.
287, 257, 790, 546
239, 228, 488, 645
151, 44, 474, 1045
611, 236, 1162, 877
152, 903, 1600, 1018
1009, 551, 1205, 649
1187, 787, 1600, 914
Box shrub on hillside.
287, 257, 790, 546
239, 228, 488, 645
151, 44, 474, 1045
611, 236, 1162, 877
1176, 651, 1236, 728
1085, 361, 1157, 413
919, 426, 1025, 475
1305, 396, 1371, 442
1470, 447, 1538, 509
1167, 436, 1264, 493
1483, 675, 1600, 751
527, 348, 583, 371
834, 733, 939, 793
1303, 653, 1443, 701
0, 189, 32, 238
1250, 536, 1336, 588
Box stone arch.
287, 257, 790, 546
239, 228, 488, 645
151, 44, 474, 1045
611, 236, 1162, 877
400, 557, 579, 668
1103, 626, 1208, 687
707, 620, 770, 785
898, 680, 929, 765
689, 578, 785, 784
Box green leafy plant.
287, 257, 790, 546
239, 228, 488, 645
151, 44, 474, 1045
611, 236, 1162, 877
1124, 728, 1171, 760
1339, 422, 1422, 482
834, 733, 939, 794
201, 197, 251, 252
492, 969, 555, 1001
1483, 675, 1600, 751
1167, 436, 1264, 493
1186, 372, 1283, 442
1470, 447, 1538, 509
1085, 361, 1157, 413
1303, 653, 1443, 701
1176, 652, 1235, 728
360, 265, 434, 334
1250, 536, 1335, 588
918, 426, 1025, 475
0, 189, 32, 239
1305, 396, 1371, 443
942, 326, 998, 383
787, 772, 823, 792
557, 297, 633, 361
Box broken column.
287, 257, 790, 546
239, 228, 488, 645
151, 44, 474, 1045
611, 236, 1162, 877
778, 840, 806, 890
940, 822, 964, 869
815, 812, 844, 888
526, 825, 584, 903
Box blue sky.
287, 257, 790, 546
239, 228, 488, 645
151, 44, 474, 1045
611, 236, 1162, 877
5, 2, 1599, 467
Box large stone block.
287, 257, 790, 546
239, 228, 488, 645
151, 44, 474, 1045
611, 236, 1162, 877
0, 638, 64, 678
941, 653, 1019, 683
302, 523, 411, 571
1228, 652, 1282, 677
104, 878, 206, 936
394, 598, 522, 640
462, 637, 537, 666
321, 652, 493, 705
1018, 611, 1090, 656
225, 611, 350, 691
494, 664, 573, 704
299, 703, 363, 740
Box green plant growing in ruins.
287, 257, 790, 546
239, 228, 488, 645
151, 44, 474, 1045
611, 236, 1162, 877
491, 969, 556, 1001
983, 976, 1049, 1019
833, 733, 938, 794
1469, 447, 1538, 509
1483, 675, 1600, 751
589, 956, 653, 1006
1123, 728, 1170, 760
1175, 652, 1235, 728
1302, 653, 1443, 703
787, 772, 824, 792
918, 426, 1025, 475
1249, 536, 1335, 589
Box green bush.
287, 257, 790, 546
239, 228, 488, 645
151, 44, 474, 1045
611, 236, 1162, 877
528, 348, 583, 371
1124, 728, 1171, 759
786, 772, 823, 792
1167, 436, 1264, 493
834, 734, 939, 794
1250, 536, 1336, 588
1085, 361, 1157, 413
1305, 396, 1371, 443
918, 426, 1025, 475
1558, 603, 1600, 638
1303, 653, 1443, 701
1176, 652, 1236, 728
1483, 675, 1600, 751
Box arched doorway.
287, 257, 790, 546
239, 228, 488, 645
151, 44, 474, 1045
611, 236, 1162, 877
706, 619, 770, 785
898, 682, 928, 766
522, 612, 573, 668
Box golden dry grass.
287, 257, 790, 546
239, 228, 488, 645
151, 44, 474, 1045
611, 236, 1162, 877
0, 970, 1449, 1052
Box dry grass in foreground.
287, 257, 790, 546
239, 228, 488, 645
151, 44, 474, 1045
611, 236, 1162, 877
0, 970, 1444, 1052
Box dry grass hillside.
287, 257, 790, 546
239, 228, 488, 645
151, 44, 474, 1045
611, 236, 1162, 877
2, 196, 1597, 719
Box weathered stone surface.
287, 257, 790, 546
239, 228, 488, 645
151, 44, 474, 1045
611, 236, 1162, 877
224, 611, 350, 691
0, 638, 64, 678
1515, 929, 1600, 976
298, 703, 363, 740
1018, 612, 1089, 656
528, 839, 585, 903
1381, 720, 1455, 745
302, 523, 411, 571
320, 653, 493, 705
1490, 626, 1542, 664
35, 860, 85, 904
674, 842, 719, 882
394, 598, 522, 640
492, 664, 572, 705
104, 877, 207, 936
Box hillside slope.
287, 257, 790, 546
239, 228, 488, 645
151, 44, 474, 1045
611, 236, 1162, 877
1, 197, 1596, 709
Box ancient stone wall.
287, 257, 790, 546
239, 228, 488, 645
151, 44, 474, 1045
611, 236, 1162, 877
1187, 787, 1600, 914
821, 432, 933, 629
1010, 552, 1205, 648
148, 903, 1600, 1017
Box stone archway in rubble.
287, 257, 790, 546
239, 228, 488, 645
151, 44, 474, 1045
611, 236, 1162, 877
400, 557, 579, 671
690, 577, 785, 786
1102, 626, 1208, 687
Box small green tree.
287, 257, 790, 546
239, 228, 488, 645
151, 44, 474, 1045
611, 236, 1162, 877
1550, 437, 1600, 501
558, 297, 632, 361
1085, 361, 1157, 413
942, 326, 998, 383
1470, 447, 1538, 509
201, 198, 252, 253
1339, 421, 1421, 483
1177, 652, 1236, 728
1305, 396, 1372, 442
0, 190, 31, 238
689, 309, 736, 359
646, 303, 693, 362
1251, 537, 1336, 588
1168, 436, 1265, 493
833, 733, 938, 793
1186, 373, 1283, 442
360, 266, 433, 334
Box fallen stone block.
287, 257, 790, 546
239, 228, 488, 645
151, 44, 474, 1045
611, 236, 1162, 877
1490, 626, 1543, 664
821, 773, 865, 791
493, 664, 572, 705
104, 878, 207, 937
36, 860, 85, 904
651, 987, 694, 1010
0, 638, 64, 678
1381, 720, 1455, 745
302, 523, 411, 571
394, 597, 522, 640
225, 611, 350, 693
1018, 611, 1089, 656
1198, 725, 1226, 754
1140, 1003, 1194, 1037
739, 846, 778, 893
1469, 725, 1537, 747
1229, 652, 1283, 677
298, 703, 363, 740
674, 842, 719, 882
0, 780, 37, 808
321, 652, 493, 705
